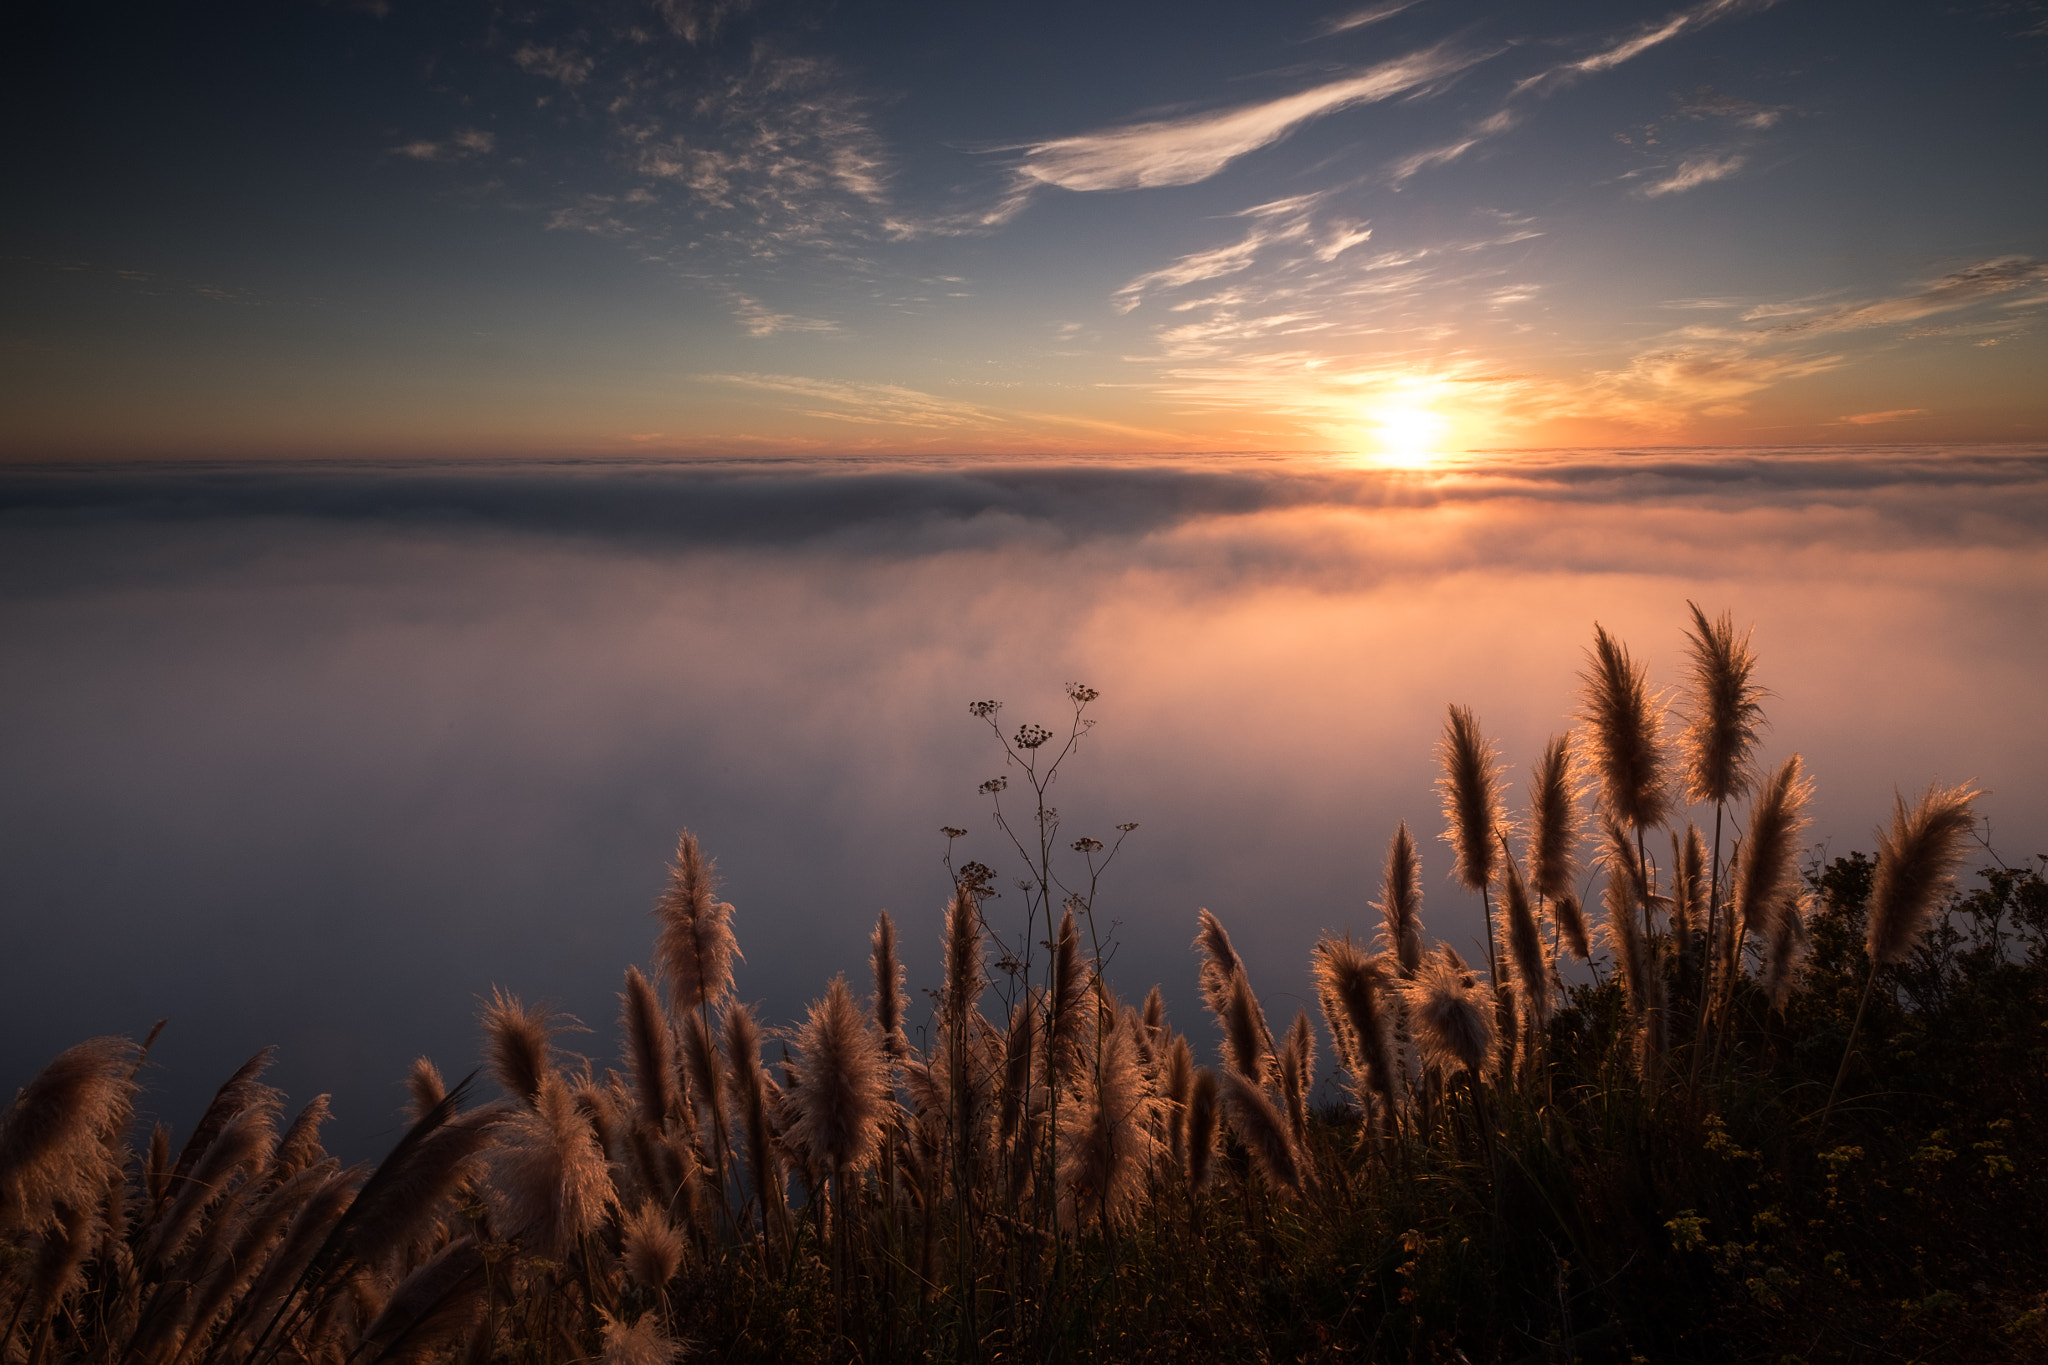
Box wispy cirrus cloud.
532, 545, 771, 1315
730, 295, 839, 338
1840, 408, 1931, 426
1641, 152, 1747, 197
701, 373, 997, 428
1516, 0, 1778, 97
1770, 257, 2048, 335
1010, 42, 1489, 194
1313, 1, 1428, 38
1388, 109, 1519, 184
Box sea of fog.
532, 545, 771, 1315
3, 448, 2045, 1157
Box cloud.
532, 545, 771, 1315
650, 0, 755, 44
545, 196, 635, 236
621, 53, 892, 249
1388, 109, 1519, 184
730, 295, 839, 338
1011, 43, 1487, 193
1113, 217, 1314, 312
700, 373, 997, 428
512, 43, 595, 88
1516, 0, 1777, 96
1840, 409, 1931, 425
1774, 257, 2048, 335
1314, 1, 1427, 37
1677, 86, 1789, 130
390, 128, 494, 162
1641, 152, 1747, 196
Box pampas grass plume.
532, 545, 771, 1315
480, 987, 558, 1107
1217, 1069, 1302, 1194
1680, 603, 1766, 807
871, 910, 908, 1062
1438, 704, 1505, 892
492, 1075, 616, 1259
620, 1200, 685, 1289
787, 975, 890, 1178
0, 1036, 138, 1234
1497, 851, 1553, 1032
1376, 822, 1426, 977
1868, 783, 1983, 965
1403, 945, 1495, 1081
655, 829, 740, 1017
1734, 756, 1813, 940
1580, 624, 1671, 831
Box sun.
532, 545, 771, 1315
1368, 401, 1449, 469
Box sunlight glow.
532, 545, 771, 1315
1368, 400, 1450, 468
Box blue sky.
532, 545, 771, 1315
4, 0, 2046, 457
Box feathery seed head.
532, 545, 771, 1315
1868, 783, 1983, 966
1056, 1012, 1160, 1230
1402, 948, 1496, 1081
1579, 624, 1672, 831
786, 975, 890, 1177
1314, 939, 1404, 1125
619, 1201, 685, 1289
654, 830, 741, 1018
0, 1037, 138, 1234
870, 910, 908, 1063
1438, 704, 1506, 892
1679, 602, 1767, 807
1735, 756, 1813, 939
1375, 822, 1426, 977
1527, 732, 1586, 902
491, 1074, 617, 1259
1496, 851, 1554, 1032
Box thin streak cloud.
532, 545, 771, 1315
1313, 1, 1428, 38
1516, 0, 1777, 96
1011, 43, 1489, 193
1641, 152, 1747, 197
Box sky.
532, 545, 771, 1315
4, 0, 2047, 460
5, 450, 2045, 1152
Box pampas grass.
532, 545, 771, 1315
1580, 624, 1672, 835
481, 988, 559, 1107
1216, 1069, 1302, 1195
655, 829, 740, 1019
1056, 1009, 1159, 1230
1823, 782, 1985, 1130
1403, 945, 1496, 1082
1680, 603, 1766, 809
871, 910, 908, 1063
1528, 732, 1583, 895
619, 1200, 684, 1290
785, 976, 890, 1182
1438, 705, 1506, 896
0, 1037, 137, 1235
1314, 939, 1403, 1134
1867, 782, 1983, 967
1377, 822, 1426, 978
1734, 756, 1813, 943
490, 1076, 616, 1260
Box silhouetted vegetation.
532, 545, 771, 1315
3, 610, 2044, 1363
